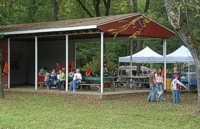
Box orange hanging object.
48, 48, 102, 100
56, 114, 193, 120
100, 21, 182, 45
85, 71, 91, 77
2, 61, 8, 75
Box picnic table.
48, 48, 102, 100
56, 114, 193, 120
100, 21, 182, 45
123, 76, 149, 90
68, 76, 117, 92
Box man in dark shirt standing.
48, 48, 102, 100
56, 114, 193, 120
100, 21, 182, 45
147, 68, 157, 102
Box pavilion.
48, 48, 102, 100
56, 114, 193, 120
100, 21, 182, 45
0, 13, 175, 93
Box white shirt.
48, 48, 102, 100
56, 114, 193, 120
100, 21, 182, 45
73, 73, 82, 81
171, 78, 185, 90
57, 74, 60, 80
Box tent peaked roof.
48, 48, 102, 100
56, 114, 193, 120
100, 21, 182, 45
0, 13, 175, 39
118, 47, 163, 63
167, 45, 194, 63
134, 47, 163, 57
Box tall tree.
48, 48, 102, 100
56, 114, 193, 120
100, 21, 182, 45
0, 49, 5, 99
52, 0, 59, 20
103, 0, 111, 16
163, 0, 200, 111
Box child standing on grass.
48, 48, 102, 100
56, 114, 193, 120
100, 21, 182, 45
171, 74, 186, 104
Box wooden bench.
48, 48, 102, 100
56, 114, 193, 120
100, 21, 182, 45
113, 81, 121, 87
38, 82, 45, 89
125, 81, 149, 89
77, 83, 100, 92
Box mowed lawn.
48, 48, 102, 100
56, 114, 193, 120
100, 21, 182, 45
0, 91, 199, 129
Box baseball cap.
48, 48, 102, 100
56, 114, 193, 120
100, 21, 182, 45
174, 74, 179, 78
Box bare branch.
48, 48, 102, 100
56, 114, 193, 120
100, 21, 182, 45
76, 0, 93, 17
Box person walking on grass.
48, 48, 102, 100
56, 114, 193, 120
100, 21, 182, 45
147, 68, 157, 102
155, 68, 165, 101
171, 74, 186, 104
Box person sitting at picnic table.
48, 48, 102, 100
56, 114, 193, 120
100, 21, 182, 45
44, 69, 51, 89
49, 68, 56, 89
69, 69, 82, 92
85, 68, 92, 77
103, 64, 108, 77
56, 70, 66, 91
68, 68, 75, 77
38, 67, 47, 76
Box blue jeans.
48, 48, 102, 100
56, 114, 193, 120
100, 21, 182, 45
147, 84, 156, 101
173, 90, 179, 104
45, 79, 50, 89
156, 82, 164, 100
50, 76, 55, 88
70, 80, 80, 91
56, 80, 63, 90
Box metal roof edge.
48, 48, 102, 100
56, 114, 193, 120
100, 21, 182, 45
97, 13, 142, 26
1, 25, 97, 35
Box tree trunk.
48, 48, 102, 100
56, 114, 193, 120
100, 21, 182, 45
143, 0, 150, 14
103, 0, 111, 16
52, 0, 59, 21
163, 0, 200, 111
93, 0, 101, 16
132, 0, 138, 13
0, 64, 5, 99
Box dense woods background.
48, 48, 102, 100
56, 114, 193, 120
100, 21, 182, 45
0, 0, 183, 75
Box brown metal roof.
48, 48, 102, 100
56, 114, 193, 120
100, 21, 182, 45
0, 13, 175, 39
0, 13, 136, 32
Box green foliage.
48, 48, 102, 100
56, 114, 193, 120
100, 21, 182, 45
0, 92, 200, 128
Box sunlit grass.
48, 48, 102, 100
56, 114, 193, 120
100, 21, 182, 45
0, 91, 199, 129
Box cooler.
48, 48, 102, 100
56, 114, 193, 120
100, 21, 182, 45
38, 76, 45, 82
166, 78, 172, 90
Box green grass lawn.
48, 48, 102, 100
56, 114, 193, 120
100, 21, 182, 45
0, 91, 199, 129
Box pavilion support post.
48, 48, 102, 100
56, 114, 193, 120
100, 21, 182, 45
163, 39, 167, 90
100, 32, 104, 93
130, 40, 133, 88
66, 35, 69, 92
130, 40, 133, 76
8, 38, 10, 88
35, 36, 38, 90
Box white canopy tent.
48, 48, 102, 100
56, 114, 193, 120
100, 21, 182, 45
118, 47, 164, 63
167, 45, 194, 90
118, 45, 195, 90
166, 45, 194, 63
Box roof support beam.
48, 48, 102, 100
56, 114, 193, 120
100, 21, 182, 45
100, 32, 104, 93
8, 38, 10, 89
66, 34, 69, 92
35, 36, 38, 90
163, 39, 167, 90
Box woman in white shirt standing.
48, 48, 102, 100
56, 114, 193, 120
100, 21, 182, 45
155, 68, 165, 101
69, 69, 82, 92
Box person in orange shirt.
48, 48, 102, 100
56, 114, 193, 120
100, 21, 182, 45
85, 68, 92, 77
55, 62, 62, 72
160, 66, 164, 78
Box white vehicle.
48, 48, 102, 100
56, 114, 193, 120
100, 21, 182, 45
181, 63, 197, 89
118, 66, 151, 76
181, 63, 196, 80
